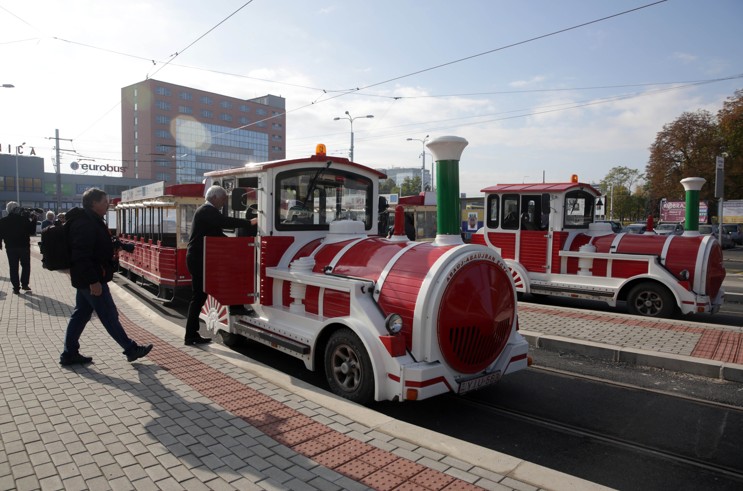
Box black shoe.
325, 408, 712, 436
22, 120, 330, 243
228, 305, 253, 316
60, 353, 93, 366
13, 289, 20, 295
22, 285, 31, 291
126, 344, 153, 362
184, 336, 212, 346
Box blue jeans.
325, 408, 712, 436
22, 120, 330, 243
63, 282, 135, 356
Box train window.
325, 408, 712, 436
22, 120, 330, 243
179, 204, 198, 244
486, 195, 499, 229
520, 195, 542, 231
275, 167, 373, 232
563, 190, 595, 229
501, 194, 520, 230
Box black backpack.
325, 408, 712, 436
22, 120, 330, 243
40, 207, 84, 271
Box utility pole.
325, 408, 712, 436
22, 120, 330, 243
48, 129, 74, 212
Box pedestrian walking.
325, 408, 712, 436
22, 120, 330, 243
184, 185, 254, 345
60, 188, 152, 366
0, 202, 38, 294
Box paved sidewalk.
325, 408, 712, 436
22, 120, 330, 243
0, 242, 608, 491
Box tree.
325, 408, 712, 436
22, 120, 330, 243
400, 176, 422, 197
645, 110, 723, 207
379, 178, 398, 194
600, 166, 644, 222
717, 89, 743, 200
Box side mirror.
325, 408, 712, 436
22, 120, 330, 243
231, 188, 247, 211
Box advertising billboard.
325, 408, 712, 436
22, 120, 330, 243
660, 200, 708, 223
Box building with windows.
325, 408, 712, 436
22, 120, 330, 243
0, 153, 156, 215
377, 167, 431, 191
121, 79, 286, 184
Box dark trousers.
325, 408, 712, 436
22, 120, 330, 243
185, 255, 207, 339
5, 246, 30, 290
63, 282, 135, 356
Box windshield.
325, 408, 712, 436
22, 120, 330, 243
275, 167, 373, 231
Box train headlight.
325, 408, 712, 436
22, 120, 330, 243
679, 269, 690, 280
385, 314, 403, 335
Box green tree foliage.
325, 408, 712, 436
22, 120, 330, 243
599, 166, 644, 222
717, 89, 743, 199
400, 175, 422, 197
379, 178, 398, 194
645, 110, 724, 206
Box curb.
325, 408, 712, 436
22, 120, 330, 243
521, 331, 743, 384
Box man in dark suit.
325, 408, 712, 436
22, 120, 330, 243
0, 202, 38, 294
185, 185, 254, 345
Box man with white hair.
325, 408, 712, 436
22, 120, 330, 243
0, 201, 38, 294
184, 185, 254, 345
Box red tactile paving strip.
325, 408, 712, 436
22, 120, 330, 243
118, 315, 484, 490
521, 304, 743, 364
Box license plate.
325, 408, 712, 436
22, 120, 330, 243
458, 371, 501, 394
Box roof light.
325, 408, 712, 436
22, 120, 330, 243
315, 143, 327, 156
571, 174, 579, 183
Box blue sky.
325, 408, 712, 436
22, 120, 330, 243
1, 0, 741, 196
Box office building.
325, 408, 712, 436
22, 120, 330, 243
121, 79, 286, 184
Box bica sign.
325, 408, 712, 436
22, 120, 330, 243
70, 161, 126, 173
1, 143, 36, 155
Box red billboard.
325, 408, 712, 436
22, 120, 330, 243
660, 200, 708, 223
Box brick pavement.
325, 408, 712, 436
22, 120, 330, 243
0, 240, 606, 491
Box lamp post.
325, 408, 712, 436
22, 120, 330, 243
15, 142, 26, 203
407, 135, 429, 193
333, 111, 374, 161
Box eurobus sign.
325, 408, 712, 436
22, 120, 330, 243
70, 161, 126, 173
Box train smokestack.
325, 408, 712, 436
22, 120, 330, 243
680, 177, 705, 236
426, 136, 468, 246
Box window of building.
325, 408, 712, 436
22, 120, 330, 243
155, 86, 171, 96
201, 96, 213, 105
155, 115, 170, 124
155, 129, 170, 139
239, 117, 249, 125
179, 91, 192, 100
202, 109, 213, 118
272, 123, 283, 129
179, 105, 193, 114
239, 104, 250, 112
256, 108, 267, 116
155, 159, 170, 167
220, 113, 232, 122
220, 100, 232, 109
155, 100, 171, 110
156, 172, 170, 182
257, 121, 267, 127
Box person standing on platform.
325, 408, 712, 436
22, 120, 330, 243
184, 185, 254, 346
41, 210, 55, 230
59, 188, 152, 366
0, 202, 38, 294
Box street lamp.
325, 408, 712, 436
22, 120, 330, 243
333, 111, 374, 161
407, 135, 429, 193
15, 142, 26, 203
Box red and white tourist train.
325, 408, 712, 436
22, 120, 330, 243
117, 137, 530, 404
471, 176, 726, 318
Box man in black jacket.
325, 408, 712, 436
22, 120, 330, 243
185, 185, 253, 345
59, 188, 152, 366
0, 202, 38, 294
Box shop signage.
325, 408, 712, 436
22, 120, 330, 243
1, 144, 36, 155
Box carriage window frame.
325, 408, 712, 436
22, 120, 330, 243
274, 167, 373, 232
563, 189, 595, 229
486, 194, 499, 229
501, 194, 520, 230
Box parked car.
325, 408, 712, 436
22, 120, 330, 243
655, 222, 684, 236
721, 223, 742, 246
621, 223, 653, 234
595, 220, 622, 233
699, 224, 734, 249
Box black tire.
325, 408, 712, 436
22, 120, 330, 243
626, 282, 677, 318
324, 328, 375, 405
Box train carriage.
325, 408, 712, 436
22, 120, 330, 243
472, 177, 726, 318
195, 138, 530, 404
115, 182, 205, 301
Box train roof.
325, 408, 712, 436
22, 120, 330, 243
204, 150, 387, 180
480, 182, 601, 196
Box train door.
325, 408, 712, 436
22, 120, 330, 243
518, 194, 550, 273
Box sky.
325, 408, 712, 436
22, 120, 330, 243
1, 0, 742, 196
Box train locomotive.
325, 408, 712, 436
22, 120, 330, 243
471, 176, 726, 318
193, 136, 529, 404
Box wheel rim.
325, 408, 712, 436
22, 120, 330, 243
330, 344, 362, 393
634, 290, 662, 316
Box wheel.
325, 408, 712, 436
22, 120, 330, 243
626, 282, 676, 318
324, 329, 374, 405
